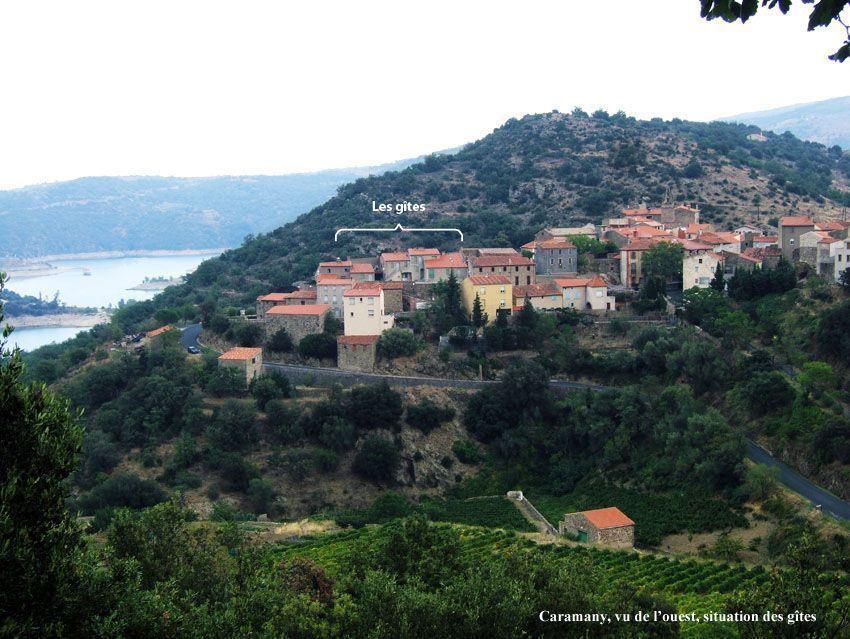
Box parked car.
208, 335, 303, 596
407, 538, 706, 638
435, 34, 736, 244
187, 346, 201, 354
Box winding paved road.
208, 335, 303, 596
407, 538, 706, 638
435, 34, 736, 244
182, 324, 850, 520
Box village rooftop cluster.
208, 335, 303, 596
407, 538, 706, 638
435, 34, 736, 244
215, 201, 850, 377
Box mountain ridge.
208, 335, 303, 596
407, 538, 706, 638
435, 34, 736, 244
723, 95, 850, 149
0, 154, 446, 258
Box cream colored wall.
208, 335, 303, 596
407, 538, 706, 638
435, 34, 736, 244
585, 286, 615, 311
461, 279, 512, 322
522, 294, 564, 310
560, 285, 587, 309
343, 290, 395, 336
683, 253, 721, 289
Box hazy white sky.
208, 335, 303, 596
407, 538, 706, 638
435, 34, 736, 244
0, 1, 846, 189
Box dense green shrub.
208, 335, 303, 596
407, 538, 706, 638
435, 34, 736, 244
452, 440, 483, 464
346, 382, 403, 431
298, 333, 337, 360
76, 473, 168, 515
377, 328, 418, 358
266, 327, 293, 353
406, 398, 455, 433
205, 400, 257, 451
249, 372, 292, 410
352, 435, 400, 483
205, 366, 247, 398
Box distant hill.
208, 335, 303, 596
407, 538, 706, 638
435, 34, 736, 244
723, 96, 850, 149
0, 155, 433, 258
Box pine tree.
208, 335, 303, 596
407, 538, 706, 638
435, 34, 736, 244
471, 293, 484, 330
709, 261, 725, 292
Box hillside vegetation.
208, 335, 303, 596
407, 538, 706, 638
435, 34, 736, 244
110, 110, 850, 320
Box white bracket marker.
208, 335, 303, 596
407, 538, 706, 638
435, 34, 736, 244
334, 223, 463, 242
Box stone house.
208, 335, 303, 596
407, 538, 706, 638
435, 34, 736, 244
266, 304, 331, 345
407, 248, 441, 281
337, 334, 379, 372
535, 224, 596, 241
380, 252, 411, 281
682, 251, 722, 289
830, 238, 850, 282
350, 262, 376, 281
469, 254, 535, 286
343, 283, 395, 336
799, 231, 838, 277
316, 259, 352, 279
256, 290, 317, 318
534, 239, 578, 276
379, 281, 404, 314
779, 216, 815, 261
423, 252, 468, 283
218, 347, 263, 384
316, 277, 355, 318
559, 507, 635, 548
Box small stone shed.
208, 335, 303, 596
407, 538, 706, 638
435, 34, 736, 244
559, 507, 635, 549
218, 347, 263, 383
337, 334, 379, 372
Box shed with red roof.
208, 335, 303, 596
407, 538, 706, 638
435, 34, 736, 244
558, 507, 635, 548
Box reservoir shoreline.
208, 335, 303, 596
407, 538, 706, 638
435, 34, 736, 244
0, 247, 229, 263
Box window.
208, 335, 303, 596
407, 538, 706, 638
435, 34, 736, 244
500, 300, 506, 307
368, 309, 375, 317
348, 298, 354, 305
698, 258, 703, 264
499, 286, 505, 293
428, 269, 435, 278
368, 297, 374, 305
479, 287, 485, 294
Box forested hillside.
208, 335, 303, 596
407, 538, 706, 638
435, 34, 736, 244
0, 155, 424, 258
121, 109, 850, 318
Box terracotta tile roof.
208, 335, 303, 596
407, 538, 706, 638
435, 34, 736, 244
425, 252, 466, 269
513, 282, 560, 298
267, 304, 331, 316
257, 290, 317, 302
257, 293, 288, 302
621, 239, 656, 251
623, 207, 663, 217
686, 223, 713, 234
631, 226, 673, 238
337, 334, 380, 345
343, 282, 382, 297
471, 254, 534, 267
536, 238, 576, 249
478, 247, 520, 255
146, 325, 174, 338
586, 275, 607, 287
380, 252, 409, 262
580, 507, 634, 529
316, 273, 352, 282
669, 238, 714, 252
318, 260, 353, 268
818, 236, 840, 244
753, 235, 778, 243
350, 263, 375, 274
815, 220, 846, 231
554, 277, 592, 287
316, 278, 354, 287
467, 275, 511, 286
730, 251, 762, 263
521, 240, 538, 250
218, 347, 262, 361
408, 248, 441, 256
780, 216, 814, 227
379, 281, 405, 290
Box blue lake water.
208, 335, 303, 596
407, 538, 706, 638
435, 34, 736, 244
6, 252, 220, 351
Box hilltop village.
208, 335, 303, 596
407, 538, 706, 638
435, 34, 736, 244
212, 202, 849, 376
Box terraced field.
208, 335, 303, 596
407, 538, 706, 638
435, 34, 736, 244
273, 524, 804, 636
